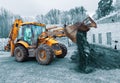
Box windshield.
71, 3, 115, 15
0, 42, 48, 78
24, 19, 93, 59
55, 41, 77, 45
32, 25, 46, 37
32, 25, 45, 35
17, 24, 46, 45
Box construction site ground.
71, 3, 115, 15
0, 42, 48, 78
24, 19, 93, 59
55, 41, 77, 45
0, 38, 120, 83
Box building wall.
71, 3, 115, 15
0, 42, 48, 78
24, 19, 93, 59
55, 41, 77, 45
87, 22, 120, 50
115, 0, 120, 9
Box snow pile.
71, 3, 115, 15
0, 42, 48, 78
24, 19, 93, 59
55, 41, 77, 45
0, 38, 8, 51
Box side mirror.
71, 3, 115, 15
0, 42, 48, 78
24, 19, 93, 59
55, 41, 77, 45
64, 24, 67, 28
53, 35, 56, 38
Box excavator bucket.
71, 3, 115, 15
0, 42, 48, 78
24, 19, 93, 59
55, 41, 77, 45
64, 16, 97, 43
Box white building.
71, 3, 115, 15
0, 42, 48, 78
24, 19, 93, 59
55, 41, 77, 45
87, 22, 120, 50
87, 0, 120, 50
115, 0, 120, 9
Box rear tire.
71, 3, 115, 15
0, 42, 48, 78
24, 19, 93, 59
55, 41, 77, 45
36, 44, 54, 65
14, 46, 28, 62
56, 43, 67, 58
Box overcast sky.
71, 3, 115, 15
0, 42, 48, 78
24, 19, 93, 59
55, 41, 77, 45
0, 0, 100, 17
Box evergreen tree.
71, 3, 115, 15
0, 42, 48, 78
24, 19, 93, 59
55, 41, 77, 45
36, 6, 87, 24
0, 8, 21, 38
61, 11, 70, 24
97, 0, 114, 19
69, 6, 87, 24
36, 15, 45, 23
45, 9, 61, 24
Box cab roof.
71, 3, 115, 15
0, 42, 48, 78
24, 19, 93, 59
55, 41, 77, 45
21, 22, 46, 27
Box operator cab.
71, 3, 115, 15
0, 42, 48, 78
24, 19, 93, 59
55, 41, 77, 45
17, 24, 46, 45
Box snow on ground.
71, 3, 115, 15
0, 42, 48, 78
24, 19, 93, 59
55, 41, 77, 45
0, 38, 8, 51
0, 37, 120, 83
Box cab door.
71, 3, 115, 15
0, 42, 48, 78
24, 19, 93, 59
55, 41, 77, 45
23, 25, 33, 45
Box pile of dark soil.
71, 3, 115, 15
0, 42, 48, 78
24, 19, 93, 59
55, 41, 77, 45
90, 45, 120, 69
71, 31, 120, 70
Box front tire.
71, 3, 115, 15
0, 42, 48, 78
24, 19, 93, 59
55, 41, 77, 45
56, 43, 67, 58
14, 46, 28, 62
36, 44, 54, 65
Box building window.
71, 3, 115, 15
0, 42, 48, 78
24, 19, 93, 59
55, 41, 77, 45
98, 33, 102, 44
93, 34, 95, 43
106, 32, 112, 45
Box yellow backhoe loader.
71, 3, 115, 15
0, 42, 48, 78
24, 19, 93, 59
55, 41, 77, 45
4, 19, 67, 65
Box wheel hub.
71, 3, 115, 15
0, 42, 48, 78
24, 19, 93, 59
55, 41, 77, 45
39, 50, 47, 60
17, 51, 21, 57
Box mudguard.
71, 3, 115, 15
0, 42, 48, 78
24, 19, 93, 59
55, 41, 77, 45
16, 41, 29, 48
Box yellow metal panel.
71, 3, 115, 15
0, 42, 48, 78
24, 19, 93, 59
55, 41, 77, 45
22, 22, 46, 27
54, 50, 62, 55
45, 38, 58, 46
16, 41, 29, 48
10, 41, 15, 56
